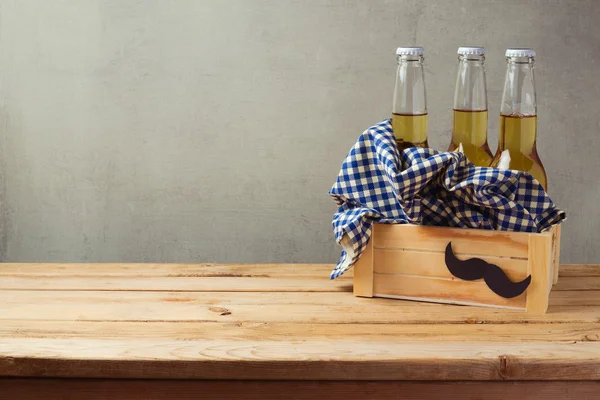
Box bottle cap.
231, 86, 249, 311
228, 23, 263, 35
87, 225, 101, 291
505, 48, 536, 57
396, 47, 424, 56
457, 46, 485, 56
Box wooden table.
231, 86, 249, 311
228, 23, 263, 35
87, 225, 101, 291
1, 263, 599, 399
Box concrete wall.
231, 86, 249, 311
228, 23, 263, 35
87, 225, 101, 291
0, 0, 597, 264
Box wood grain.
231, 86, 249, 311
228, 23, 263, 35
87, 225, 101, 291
1, 290, 600, 323
0, 274, 590, 292
526, 233, 552, 313
373, 273, 526, 309
353, 234, 374, 297
1, 379, 599, 400
1, 263, 599, 383
0, 276, 352, 292
554, 277, 600, 291
0, 263, 340, 277
559, 264, 600, 277
374, 224, 531, 258
553, 224, 562, 284
0, 263, 596, 278
2, 338, 600, 380
374, 248, 528, 280
1, 320, 599, 342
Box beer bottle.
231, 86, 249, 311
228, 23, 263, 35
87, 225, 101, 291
448, 46, 493, 166
392, 47, 428, 150
490, 48, 547, 189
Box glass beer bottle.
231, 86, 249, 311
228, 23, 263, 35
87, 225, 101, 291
392, 47, 428, 150
490, 48, 547, 189
448, 46, 493, 166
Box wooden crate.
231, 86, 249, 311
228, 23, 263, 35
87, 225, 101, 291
354, 223, 562, 314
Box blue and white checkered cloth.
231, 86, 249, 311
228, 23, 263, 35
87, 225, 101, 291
329, 119, 566, 279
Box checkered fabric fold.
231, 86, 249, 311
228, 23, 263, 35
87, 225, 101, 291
329, 119, 566, 279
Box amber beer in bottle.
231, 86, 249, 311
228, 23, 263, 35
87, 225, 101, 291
392, 47, 428, 150
490, 48, 547, 189
448, 46, 493, 166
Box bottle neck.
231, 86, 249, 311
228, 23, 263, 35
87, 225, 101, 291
496, 57, 541, 179
501, 56, 536, 116
453, 54, 487, 111
393, 55, 427, 115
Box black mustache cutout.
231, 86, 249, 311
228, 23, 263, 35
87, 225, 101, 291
445, 243, 531, 299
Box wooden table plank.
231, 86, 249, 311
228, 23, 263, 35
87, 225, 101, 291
554, 277, 600, 291
0, 378, 600, 400
0, 273, 595, 293
2, 338, 600, 380
0, 263, 340, 278
1, 379, 599, 400
1, 290, 600, 323
558, 264, 600, 277
1, 320, 599, 343
0, 276, 352, 292
0, 263, 597, 278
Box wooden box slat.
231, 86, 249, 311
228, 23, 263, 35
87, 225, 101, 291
373, 224, 530, 258
373, 273, 527, 309
373, 249, 529, 281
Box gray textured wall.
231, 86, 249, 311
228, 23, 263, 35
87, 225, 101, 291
0, 0, 598, 264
